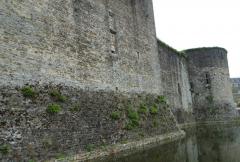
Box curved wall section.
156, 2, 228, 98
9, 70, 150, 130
185, 47, 237, 121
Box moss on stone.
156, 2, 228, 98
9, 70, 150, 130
46, 104, 61, 114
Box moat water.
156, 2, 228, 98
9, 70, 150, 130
97, 123, 240, 162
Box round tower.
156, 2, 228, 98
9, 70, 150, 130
184, 47, 237, 121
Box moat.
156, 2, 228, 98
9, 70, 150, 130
94, 123, 240, 162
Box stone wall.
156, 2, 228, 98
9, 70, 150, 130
157, 40, 194, 123
231, 78, 240, 107
0, 0, 161, 94
0, 84, 179, 161
0, 0, 238, 161
185, 48, 237, 121
0, 0, 181, 161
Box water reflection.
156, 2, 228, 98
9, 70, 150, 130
98, 123, 240, 162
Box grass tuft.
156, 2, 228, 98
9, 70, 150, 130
50, 89, 67, 102
21, 86, 36, 98
150, 104, 159, 115
46, 104, 61, 114
138, 104, 148, 114
110, 111, 121, 120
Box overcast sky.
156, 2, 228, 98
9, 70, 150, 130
152, 0, 240, 78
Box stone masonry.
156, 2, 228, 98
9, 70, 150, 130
0, 0, 237, 161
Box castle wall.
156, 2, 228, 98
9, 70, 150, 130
0, 0, 161, 94
185, 48, 237, 121
157, 40, 194, 123
0, 1, 180, 161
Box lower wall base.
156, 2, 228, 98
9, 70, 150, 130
49, 130, 186, 162
0, 84, 179, 161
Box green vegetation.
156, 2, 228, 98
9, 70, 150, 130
127, 108, 139, 121
157, 95, 167, 104
157, 39, 187, 58
138, 104, 148, 114
178, 51, 187, 58
125, 121, 137, 130
124, 107, 140, 130
206, 96, 214, 103
110, 111, 121, 120
138, 132, 145, 138
42, 138, 53, 148
85, 144, 95, 152
153, 119, 159, 127
0, 144, 10, 155
150, 104, 159, 115
56, 153, 66, 160
28, 160, 36, 162
237, 103, 240, 107
50, 89, 67, 102
21, 86, 37, 98
70, 104, 81, 112
46, 104, 61, 114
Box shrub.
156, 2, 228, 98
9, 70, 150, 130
50, 89, 67, 102
157, 95, 167, 104
56, 153, 66, 160
150, 104, 158, 115
21, 86, 36, 98
85, 144, 95, 152
46, 104, 61, 114
124, 121, 135, 130
70, 104, 81, 112
28, 160, 36, 162
138, 104, 148, 114
110, 111, 121, 120
125, 108, 140, 130
0, 144, 10, 155
127, 108, 139, 121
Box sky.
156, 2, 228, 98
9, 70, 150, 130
152, 0, 240, 78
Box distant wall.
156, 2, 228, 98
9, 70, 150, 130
186, 48, 237, 121
231, 78, 240, 106
157, 40, 194, 123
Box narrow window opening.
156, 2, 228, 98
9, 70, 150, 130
178, 83, 182, 95
190, 82, 194, 92
205, 73, 211, 85
205, 73, 211, 89
108, 10, 117, 54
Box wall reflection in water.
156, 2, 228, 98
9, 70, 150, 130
98, 123, 240, 162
